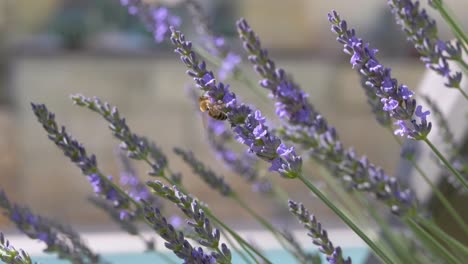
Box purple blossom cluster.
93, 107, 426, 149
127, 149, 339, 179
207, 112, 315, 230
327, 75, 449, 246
170, 28, 302, 179
237, 18, 318, 127
185, 0, 241, 81
143, 205, 216, 264
0, 233, 33, 264
289, 201, 352, 264
328, 11, 432, 140
0, 191, 99, 263
147, 181, 231, 263
388, 0, 463, 88
117, 151, 162, 206
237, 18, 417, 216
72, 95, 168, 177
31, 103, 134, 221
120, 0, 181, 43
187, 86, 271, 193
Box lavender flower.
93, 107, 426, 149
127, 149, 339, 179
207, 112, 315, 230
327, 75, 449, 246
143, 204, 216, 264
0, 233, 33, 264
328, 10, 431, 140
31, 103, 134, 220
360, 75, 392, 128
388, 0, 463, 88
237, 18, 318, 127
174, 147, 232, 196
147, 181, 231, 263
120, 0, 181, 43
187, 86, 270, 192
117, 151, 162, 206
289, 201, 352, 264
72, 95, 168, 177
185, 0, 241, 81
0, 191, 99, 263
237, 18, 417, 216
170, 28, 302, 179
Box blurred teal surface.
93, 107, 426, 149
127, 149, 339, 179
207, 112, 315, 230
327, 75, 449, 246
32, 248, 368, 263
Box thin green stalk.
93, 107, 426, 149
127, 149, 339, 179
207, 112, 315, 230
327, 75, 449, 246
409, 157, 468, 234
389, 132, 468, 235
207, 211, 272, 264
406, 219, 460, 264
416, 217, 468, 257
456, 87, 468, 101
431, 0, 468, 47
423, 138, 468, 190
193, 45, 271, 104
297, 174, 394, 264
231, 194, 301, 261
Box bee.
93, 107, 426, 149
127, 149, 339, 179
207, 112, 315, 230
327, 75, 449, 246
199, 96, 228, 121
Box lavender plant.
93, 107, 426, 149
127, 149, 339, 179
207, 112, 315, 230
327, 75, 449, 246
2, 1, 467, 264
0, 233, 34, 264
0, 191, 99, 263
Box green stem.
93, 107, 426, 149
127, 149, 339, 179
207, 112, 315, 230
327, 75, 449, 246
432, 1, 468, 47
423, 138, 468, 190
417, 217, 468, 257
409, 156, 468, 235
456, 87, 468, 101
207, 211, 272, 264
231, 194, 301, 261
389, 132, 468, 235
406, 219, 461, 264
297, 174, 394, 264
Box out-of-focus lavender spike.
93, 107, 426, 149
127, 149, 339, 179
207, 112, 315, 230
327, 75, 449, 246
289, 201, 352, 264
120, 0, 181, 43
170, 28, 302, 179
147, 181, 231, 263
237, 18, 418, 216
0, 190, 100, 263
0, 232, 34, 264
174, 147, 232, 196
184, 0, 242, 81
143, 204, 215, 263
328, 10, 431, 140
31, 103, 134, 220
71, 94, 169, 178
117, 150, 163, 208
388, 0, 463, 88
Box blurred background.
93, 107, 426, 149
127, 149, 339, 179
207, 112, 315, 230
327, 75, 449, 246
0, 0, 467, 235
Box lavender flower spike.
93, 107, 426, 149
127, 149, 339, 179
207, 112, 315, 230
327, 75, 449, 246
72, 94, 168, 177
147, 181, 231, 264
32, 103, 135, 220
237, 18, 417, 216
0, 190, 100, 263
120, 0, 181, 43
388, 0, 463, 88
144, 204, 215, 264
289, 201, 352, 264
237, 18, 318, 127
170, 28, 302, 179
174, 147, 232, 196
0, 233, 33, 264
328, 10, 431, 140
